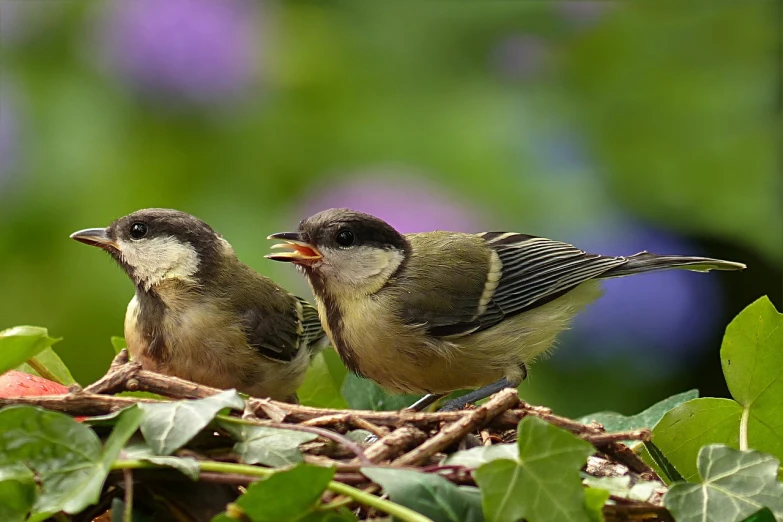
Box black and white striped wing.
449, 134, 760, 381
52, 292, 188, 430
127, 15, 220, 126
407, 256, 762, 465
473, 232, 627, 329
296, 297, 327, 349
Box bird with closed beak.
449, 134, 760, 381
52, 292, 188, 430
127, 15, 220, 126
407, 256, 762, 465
71, 208, 327, 402
266, 208, 746, 411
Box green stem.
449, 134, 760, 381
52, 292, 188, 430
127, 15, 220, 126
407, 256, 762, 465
111, 460, 432, 522
27, 358, 65, 386
739, 407, 749, 451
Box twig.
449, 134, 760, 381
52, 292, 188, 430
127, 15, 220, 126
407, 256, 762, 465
604, 498, 674, 521
586, 429, 651, 445
393, 388, 519, 466
198, 471, 256, 486
122, 468, 133, 522
597, 442, 656, 476
359, 425, 428, 464
349, 416, 390, 438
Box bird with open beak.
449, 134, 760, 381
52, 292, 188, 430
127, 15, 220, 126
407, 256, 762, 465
267, 208, 746, 411
72, 208, 327, 402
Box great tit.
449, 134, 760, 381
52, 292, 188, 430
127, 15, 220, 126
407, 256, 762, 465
266, 208, 746, 411
71, 208, 327, 402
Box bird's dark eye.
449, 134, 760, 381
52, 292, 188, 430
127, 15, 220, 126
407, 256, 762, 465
335, 229, 354, 247
130, 222, 148, 240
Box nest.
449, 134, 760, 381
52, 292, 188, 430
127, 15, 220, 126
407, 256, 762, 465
0, 350, 673, 522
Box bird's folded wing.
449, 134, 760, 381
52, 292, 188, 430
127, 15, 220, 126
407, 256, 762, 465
398, 232, 627, 338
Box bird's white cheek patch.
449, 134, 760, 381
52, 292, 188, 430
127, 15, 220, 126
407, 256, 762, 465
323, 247, 405, 296
118, 237, 200, 289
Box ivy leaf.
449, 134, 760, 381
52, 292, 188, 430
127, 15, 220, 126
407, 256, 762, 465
298, 351, 349, 409
362, 467, 484, 522
474, 416, 594, 522
578, 389, 698, 435
0, 326, 61, 376
652, 398, 741, 481
122, 439, 200, 480
664, 445, 783, 522
341, 373, 419, 411
584, 488, 610, 522
721, 296, 783, 460
218, 421, 317, 467
138, 389, 244, 455
443, 444, 517, 468
0, 464, 36, 522
0, 405, 141, 521
653, 297, 783, 481
221, 463, 335, 522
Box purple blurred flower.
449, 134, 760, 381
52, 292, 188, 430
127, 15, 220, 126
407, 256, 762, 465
556, 219, 723, 372
490, 34, 549, 81
556, 1, 614, 29
98, 0, 262, 106
0, 88, 20, 188
298, 172, 486, 234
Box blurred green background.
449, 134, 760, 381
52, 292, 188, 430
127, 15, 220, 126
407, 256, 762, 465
0, 0, 779, 417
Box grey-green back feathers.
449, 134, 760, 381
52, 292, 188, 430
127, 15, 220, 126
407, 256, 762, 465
387, 230, 745, 341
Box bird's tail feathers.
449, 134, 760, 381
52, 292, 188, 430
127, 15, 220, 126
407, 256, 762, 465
601, 252, 746, 279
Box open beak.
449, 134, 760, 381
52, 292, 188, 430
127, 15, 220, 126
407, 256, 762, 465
265, 232, 322, 264
70, 228, 120, 253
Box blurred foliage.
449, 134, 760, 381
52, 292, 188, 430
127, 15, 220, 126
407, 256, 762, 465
0, 0, 779, 417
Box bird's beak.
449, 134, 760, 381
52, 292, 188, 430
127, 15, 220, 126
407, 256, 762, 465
70, 228, 120, 253
265, 232, 322, 264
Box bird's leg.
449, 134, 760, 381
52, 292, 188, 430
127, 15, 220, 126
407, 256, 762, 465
437, 364, 527, 412
406, 393, 446, 412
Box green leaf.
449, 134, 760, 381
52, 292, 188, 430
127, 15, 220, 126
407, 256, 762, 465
582, 476, 661, 503
218, 421, 317, 467
110, 336, 127, 355
298, 351, 349, 409
77, 406, 143, 509
653, 297, 783, 481
584, 488, 610, 522
474, 416, 594, 522
652, 398, 742, 481
16, 347, 76, 386
743, 508, 776, 522
341, 373, 419, 411
721, 296, 783, 459
0, 405, 140, 521
578, 389, 698, 435
443, 444, 517, 468
362, 467, 484, 522
664, 445, 783, 522
122, 439, 200, 480
138, 389, 244, 455
643, 441, 685, 484
0, 464, 36, 522
0, 326, 61, 377
229, 463, 335, 522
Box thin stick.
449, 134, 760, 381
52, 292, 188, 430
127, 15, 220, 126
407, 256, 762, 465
359, 425, 428, 464
393, 388, 519, 467
122, 468, 133, 522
